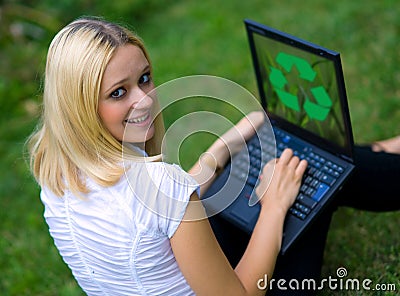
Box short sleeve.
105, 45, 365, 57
125, 162, 200, 238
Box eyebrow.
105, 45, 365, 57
103, 64, 151, 95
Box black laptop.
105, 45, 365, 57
203, 19, 355, 255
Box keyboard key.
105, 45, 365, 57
282, 135, 291, 143
310, 179, 320, 188
313, 170, 323, 179
305, 187, 316, 197
337, 166, 344, 174
297, 194, 317, 209
247, 176, 258, 186
308, 167, 317, 175
300, 184, 309, 193
294, 202, 311, 214
289, 208, 306, 220
305, 176, 313, 184
250, 167, 259, 177
320, 174, 336, 186
311, 183, 330, 202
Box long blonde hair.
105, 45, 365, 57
28, 16, 164, 197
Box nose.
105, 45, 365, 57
130, 87, 153, 110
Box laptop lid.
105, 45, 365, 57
245, 19, 354, 162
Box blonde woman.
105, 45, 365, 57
28, 17, 307, 295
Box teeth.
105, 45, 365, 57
125, 114, 149, 124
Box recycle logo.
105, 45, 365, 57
269, 52, 333, 121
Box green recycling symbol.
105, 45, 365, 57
269, 52, 332, 121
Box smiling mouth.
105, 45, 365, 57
124, 113, 150, 124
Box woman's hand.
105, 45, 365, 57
256, 148, 308, 214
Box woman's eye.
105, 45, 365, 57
139, 72, 151, 85
110, 88, 126, 99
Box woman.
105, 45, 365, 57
28, 16, 307, 295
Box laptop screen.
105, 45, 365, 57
245, 20, 354, 160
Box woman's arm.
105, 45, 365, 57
188, 111, 265, 196
234, 149, 307, 293
171, 149, 307, 295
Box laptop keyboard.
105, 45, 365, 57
231, 125, 344, 220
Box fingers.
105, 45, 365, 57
262, 148, 307, 173
296, 159, 308, 177
257, 148, 308, 210
276, 148, 293, 164
276, 148, 308, 180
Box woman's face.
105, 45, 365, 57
98, 44, 156, 145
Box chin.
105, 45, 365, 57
123, 123, 155, 143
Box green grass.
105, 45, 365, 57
1, 0, 399, 295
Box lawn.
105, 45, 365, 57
1, 0, 399, 295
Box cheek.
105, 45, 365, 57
98, 103, 127, 141
98, 103, 124, 125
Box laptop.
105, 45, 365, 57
203, 19, 355, 255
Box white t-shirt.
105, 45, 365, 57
41, 161, 199, 295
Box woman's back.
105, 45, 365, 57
41, 161, 198, 295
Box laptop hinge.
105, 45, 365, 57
339, 154, 353, 163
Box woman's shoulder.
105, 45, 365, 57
125, 161, 198, 188
124, 161, 199, 225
